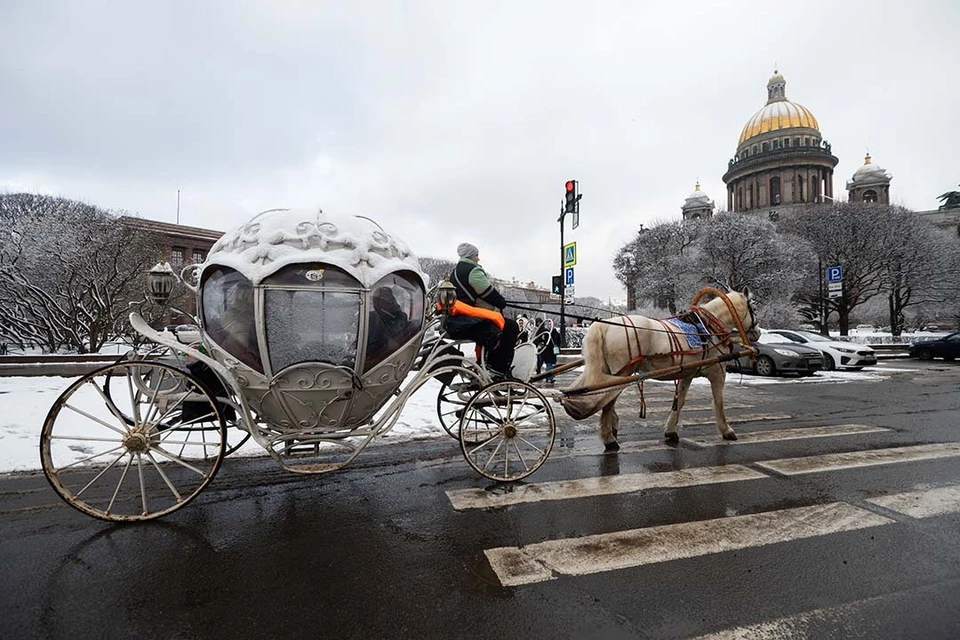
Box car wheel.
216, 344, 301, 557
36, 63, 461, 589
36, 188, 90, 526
917, 349, 934, 361
822, 353, 836, 371
754, 355, 775, 377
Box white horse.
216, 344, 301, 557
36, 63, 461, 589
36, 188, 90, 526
560, 288, 759, 450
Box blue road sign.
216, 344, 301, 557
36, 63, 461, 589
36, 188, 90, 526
563, 242, 577, 267
827, 266, 842, 282
565, 267, 575, 285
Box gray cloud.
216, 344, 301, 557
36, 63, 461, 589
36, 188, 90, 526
1, 0, 957, 301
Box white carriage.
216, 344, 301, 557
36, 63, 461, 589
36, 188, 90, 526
40, 208, 556, 521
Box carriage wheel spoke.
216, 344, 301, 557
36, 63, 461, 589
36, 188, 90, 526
146, 452, 183, 503
106, 454, 134, 515
126, 365, 142, 425
64, 402, 128, 437
512, 441, 531, 471
151, 446, 211, 477
481, 437, 506, 472
88, 379, 132, 431
75, 452, 127, 498
59, 445, 127, 470
515, 435, 545, 457
137, 454, 148, 515
144, 369, 172, 425
50, 435, 125, 444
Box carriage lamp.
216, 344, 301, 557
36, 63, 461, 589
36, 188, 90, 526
437, 279, 457, 314
146, 262, 177, 305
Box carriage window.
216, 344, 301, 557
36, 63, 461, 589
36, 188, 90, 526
364, 271, 426, 371
263, 265, 362, 373
201, 266, 263, 373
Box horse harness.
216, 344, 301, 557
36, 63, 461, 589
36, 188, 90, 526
614, 290, 753, 418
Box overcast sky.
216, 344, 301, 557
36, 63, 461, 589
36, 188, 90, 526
1, 1, 957, 301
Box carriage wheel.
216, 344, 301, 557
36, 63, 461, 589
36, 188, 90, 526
104, 359, 251, 457
436, 367, 486, 441
40, 361, 227, 521
459, 380, 555, 482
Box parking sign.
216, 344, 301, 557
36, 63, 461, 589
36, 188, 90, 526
827, 266, 842, 282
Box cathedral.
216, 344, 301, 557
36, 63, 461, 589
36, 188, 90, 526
681, 71, 896, 220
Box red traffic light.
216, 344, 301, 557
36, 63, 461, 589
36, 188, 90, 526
565, 181, 575, 192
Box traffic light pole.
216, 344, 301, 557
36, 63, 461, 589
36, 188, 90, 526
558, 202, 566, 346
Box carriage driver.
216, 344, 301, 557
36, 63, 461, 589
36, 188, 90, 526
445, 242, 520, 379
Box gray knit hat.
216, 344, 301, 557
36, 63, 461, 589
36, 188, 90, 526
457, 242, 479, 259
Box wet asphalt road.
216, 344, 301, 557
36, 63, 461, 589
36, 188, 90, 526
2, 360, 960, 639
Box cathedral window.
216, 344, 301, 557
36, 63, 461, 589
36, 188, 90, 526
761, 142, 768, 152
795, 137, 800, 147
770, 177, 781, 205
863, 190, 878, 203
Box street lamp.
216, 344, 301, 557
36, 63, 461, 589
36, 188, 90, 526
146, 262, 177, 305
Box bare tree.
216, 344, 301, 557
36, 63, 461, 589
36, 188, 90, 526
0, 194, 159, 353
882, 209, 960, 336
613, 221, 700, 313
787, 203, 898, 335
694, 213, 814, 301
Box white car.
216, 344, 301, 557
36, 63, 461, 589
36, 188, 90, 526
160, 324, 202, 345
766, 329, 877, 371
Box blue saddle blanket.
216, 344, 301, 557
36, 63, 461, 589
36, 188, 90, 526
665, 317, 704, 348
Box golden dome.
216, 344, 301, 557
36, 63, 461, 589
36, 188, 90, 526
738, 72, 820, 145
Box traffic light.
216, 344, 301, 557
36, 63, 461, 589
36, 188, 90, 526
564, 180, 578, 213
551, 275, 563, 295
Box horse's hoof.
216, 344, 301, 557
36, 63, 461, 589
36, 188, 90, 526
664, 432, 679, 443
604, 441, 621, 452
723, 432, 738, 441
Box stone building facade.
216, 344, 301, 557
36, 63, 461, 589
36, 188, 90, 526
846, 153, 892, 204
722, 72, 838, 212
119, 216, 224, 271
681, 183, 715, 220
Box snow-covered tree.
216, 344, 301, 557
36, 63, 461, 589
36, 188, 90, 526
694, 213, 814, 301
786, 203, 898, 335
0, 193, 159, 353
613, 221, 700, 313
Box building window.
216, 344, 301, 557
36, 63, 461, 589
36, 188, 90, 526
773, 140, 780, 150
747, 184, 754, 209
811, 176, 820, 202
761, 142, 768, 152
193, 250, 205, 263
863, 190, 878, 203
171, 247, 185, 266
795, 137, 800, 147
797, 175, 804, 202
752, 144, 758, 155
770, 176, 781, 205
804, 137, 810, 146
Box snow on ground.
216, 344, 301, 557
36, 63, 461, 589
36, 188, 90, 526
0, 362, 911, 474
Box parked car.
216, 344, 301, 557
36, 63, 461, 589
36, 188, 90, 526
909, 332, 960, 361
160, 324, 202, 344
766, 329, 877, 370
726, 331, 824, 377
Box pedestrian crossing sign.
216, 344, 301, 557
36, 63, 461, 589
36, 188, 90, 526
563, 242, 577, 267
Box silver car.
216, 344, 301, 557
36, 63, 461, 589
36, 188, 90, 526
726, 331, 824, 377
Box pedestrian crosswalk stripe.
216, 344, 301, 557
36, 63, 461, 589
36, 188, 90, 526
446, 465, 768, 510
684, 424, 889, 447
681, 413, 791, 426
867, 483, 960, 518
754, 443, 960, 476
484, 502, 892, 587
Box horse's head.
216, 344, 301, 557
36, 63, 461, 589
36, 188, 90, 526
734, 287, 761, 344
698, 287, 760, 344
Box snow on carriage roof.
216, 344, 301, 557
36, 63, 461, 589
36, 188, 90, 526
204, 208, 428, 288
